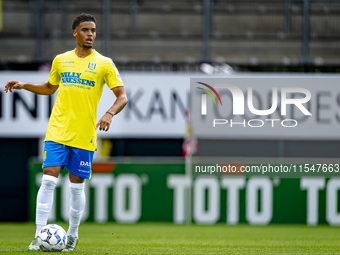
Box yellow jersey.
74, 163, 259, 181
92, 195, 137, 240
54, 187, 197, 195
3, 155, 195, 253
45, 49, 124, 151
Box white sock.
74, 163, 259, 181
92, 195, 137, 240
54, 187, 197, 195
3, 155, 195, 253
35, 174, 58, 237
67, 182, 85, 238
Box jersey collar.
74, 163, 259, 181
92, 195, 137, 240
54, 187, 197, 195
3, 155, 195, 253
72, 49, 96, 59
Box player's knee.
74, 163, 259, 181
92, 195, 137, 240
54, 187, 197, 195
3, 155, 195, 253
43, 167, 60, 178
69, 175, 85, 184
69, 182, 85, 192
41, 174, 58, 189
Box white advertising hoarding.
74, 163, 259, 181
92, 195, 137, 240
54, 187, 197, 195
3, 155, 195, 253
1, 72, 340, 139
0, 71, 192, 138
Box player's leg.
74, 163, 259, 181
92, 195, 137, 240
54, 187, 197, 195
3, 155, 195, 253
63, 147, 94, 252
28, 166, 61, 251
29, 141, 69, 251
62, 172, 85, 252
67, 172, 85, 239
35, 167, 60, 235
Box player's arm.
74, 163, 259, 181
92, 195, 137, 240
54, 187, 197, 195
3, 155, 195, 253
4, 80, 58, 95
96, 86, 128, 132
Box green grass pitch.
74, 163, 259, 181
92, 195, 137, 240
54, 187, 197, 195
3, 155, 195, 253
0, 223, 340, 254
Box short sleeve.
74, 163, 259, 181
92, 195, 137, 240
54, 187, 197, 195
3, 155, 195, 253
48, 57, 61, 85
104, 60, 124, 89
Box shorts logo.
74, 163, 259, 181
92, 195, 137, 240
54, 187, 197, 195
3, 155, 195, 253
44, 151, 47, 161
79, 169, 90, 173
80, 161, 91, 167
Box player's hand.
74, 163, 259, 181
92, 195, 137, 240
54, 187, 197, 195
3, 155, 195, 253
95, 113, 113, 132
5, 80, 25, 93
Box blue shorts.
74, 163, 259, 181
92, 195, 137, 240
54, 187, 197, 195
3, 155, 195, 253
43, 141, 94, 179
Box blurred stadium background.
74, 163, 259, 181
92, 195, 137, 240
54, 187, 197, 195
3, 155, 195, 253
1, 0, 340, 238
2, 0, 340, 70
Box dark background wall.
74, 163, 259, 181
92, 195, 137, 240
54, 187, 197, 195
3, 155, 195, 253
0, 138, 39, 221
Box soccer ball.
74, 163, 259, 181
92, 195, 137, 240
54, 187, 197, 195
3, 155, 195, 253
37, 224, 67, 252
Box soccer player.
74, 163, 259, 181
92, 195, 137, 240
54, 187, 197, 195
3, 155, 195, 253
4, 13, 128, 252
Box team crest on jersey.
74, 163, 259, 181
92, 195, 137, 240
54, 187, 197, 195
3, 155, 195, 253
88, 62, 97, 70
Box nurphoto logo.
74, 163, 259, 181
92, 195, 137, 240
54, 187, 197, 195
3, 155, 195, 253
196, 82, 312, 128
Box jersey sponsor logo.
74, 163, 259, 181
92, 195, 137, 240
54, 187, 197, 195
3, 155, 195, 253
88, 62, 97, 70
61, 72, 95, 87
80, 161, 91, 167
61, 65, 75, 68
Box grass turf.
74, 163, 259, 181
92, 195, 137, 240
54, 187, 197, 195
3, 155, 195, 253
0, 223, 340, 254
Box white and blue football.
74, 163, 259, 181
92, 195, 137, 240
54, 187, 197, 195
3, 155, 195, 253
37, 224, 67, 252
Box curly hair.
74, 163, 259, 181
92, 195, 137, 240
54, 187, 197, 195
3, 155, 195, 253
72, 13, 96, 30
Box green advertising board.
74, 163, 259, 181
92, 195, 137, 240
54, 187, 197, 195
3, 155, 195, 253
29, 160, 340, 225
